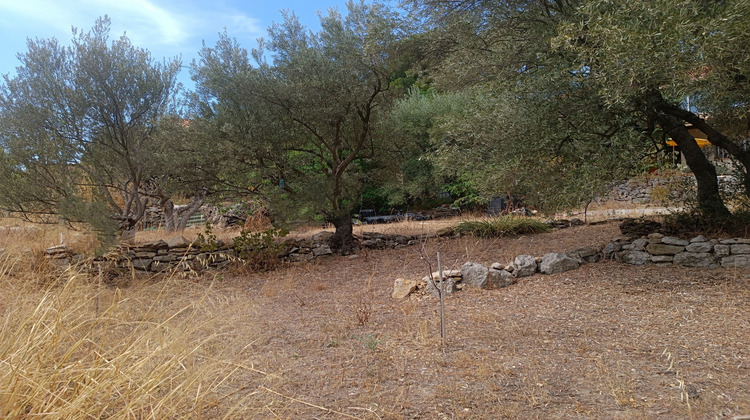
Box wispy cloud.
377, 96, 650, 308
0, 0, 263, 48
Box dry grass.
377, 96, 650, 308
2, 218, 750, 419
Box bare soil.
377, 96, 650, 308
197, 221, 750, 418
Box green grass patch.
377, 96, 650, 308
454, 216, 551, 238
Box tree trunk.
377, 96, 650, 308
661, 105, 750, 200
328, 212, 356, 255
656, 113, 731, 219
162, 194, 205, 233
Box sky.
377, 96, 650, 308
0, 0, 371, 88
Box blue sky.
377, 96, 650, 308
0, 0, 383, 88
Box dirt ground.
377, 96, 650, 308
187, 221, 750, 419
3, 219, 749, 419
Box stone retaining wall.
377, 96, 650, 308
45, 231, 428, 274
393, 232, 750, 299
608, 233, 750, 268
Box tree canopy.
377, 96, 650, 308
0, 16, 185, 241
403, 0, 750, 218
192, 1, 406, 253
2, 0, 749, 253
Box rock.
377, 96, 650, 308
570, 218, 584, 226
361, 239, 385, 249
425, 277, 456, 298
461, 262, 489, 288
730, 244, 750, 254
645, 243, 685, 256
603, 242, 622, 260
312, 231, 335, 243
166, 236, 190, 248
45, 244, 73, 257
721, 255, 750, 268
713, 244, 731, 257
685, 242, 713, 253
673, 252, 716, 268
620, 251, 651, 265
490, 262, 503, 270
288, 253, 314, 262
690, 235, 708, 243
719, 238, 750, 245
650, 255, 674, 263
568, 246, 601, 263
488, 268, 515, 288
140, 239, 169, 250
511, 255, 538, 278
392, 278, 417, 299
539, 252, 580, 275
130, 258, 153, 271
662, 236, 689, 246
312, 245, 333, 257
422, 270, 461, 283
647, 233, 664, 242
630, 238, 649, 252
436, 227, 455, 237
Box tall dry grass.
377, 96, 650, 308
0, 262, 250, 418
0, 219, 267, 419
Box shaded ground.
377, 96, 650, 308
200, 222, 750, 418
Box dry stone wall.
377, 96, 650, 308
393, 231, 750, 299
609, 233, 750, 268
45, 231, 428, 274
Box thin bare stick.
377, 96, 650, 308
258, 386, 363, 419
437, 251, 446, 346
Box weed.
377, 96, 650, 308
232, 227, 287, 271
194, 221, 219, 251
454, 216, 550, 238
354, 295, 372, 326
354, 334, 383, 351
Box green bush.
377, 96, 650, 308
454, 216, 550, 238
232, 228, 287, 271
195, 222, 219, 252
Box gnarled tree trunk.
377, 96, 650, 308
328, 212, 356, 255
656, 112, 731, 219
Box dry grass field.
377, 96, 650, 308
1, 218, 749, 419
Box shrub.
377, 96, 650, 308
232, 228, 288, 271
454, 216, 550, 238
194, 221, 219, 252
662, 209, 750, 238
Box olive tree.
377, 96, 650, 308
193, 1, 404, 254
556, 0, 750, 217
0, 17, 188, 239
407, 0, 750, 218
400, 0, 650, 213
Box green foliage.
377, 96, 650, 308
193, 2, 407, 252
232, 228, 288, 271
194, 222, 219, 252
0, 16, 182, 235
381, 89, 470, 208
454, 216, 551, 238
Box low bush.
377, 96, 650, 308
454, 216, 550, 238
232, 228, 288, 271
661, 210, 750, 238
